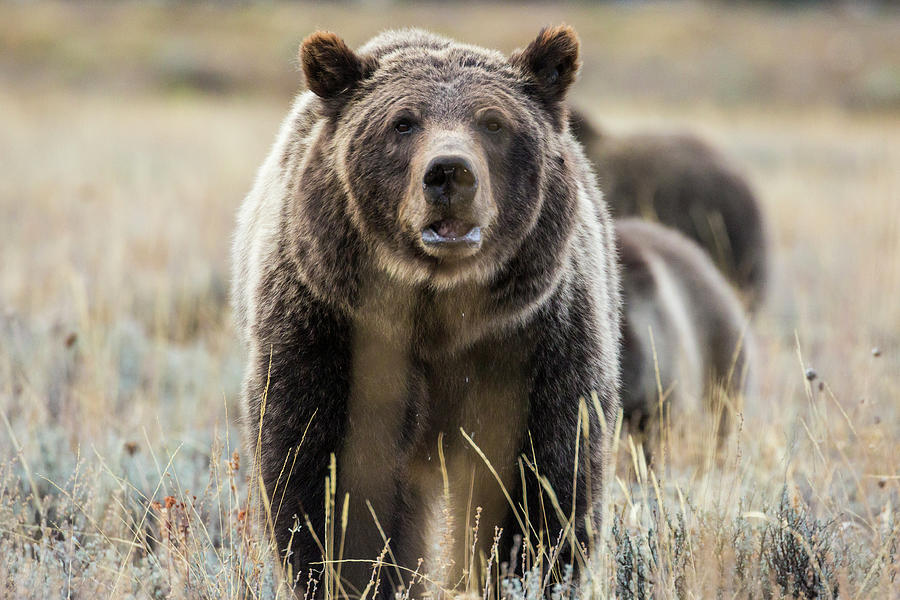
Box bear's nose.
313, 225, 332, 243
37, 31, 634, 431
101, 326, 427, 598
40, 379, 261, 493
423, 156, 477, 207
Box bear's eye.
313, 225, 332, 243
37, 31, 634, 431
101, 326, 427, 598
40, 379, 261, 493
485, 120, 502, 133
395, 119, 414, 134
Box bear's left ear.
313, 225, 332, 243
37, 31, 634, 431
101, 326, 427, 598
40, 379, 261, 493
300, 31, 376, 103
510, 25, 581, 120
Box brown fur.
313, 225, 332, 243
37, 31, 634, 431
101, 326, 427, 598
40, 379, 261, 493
571, 108, 769, 310
615, 218, 754, 439
300, 31, 378, 100
232, 27, 620, 598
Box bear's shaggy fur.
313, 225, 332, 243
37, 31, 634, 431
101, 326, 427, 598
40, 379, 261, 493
615, 218, 754, 438
232, 27, 620, 596
570, 109, 769, 310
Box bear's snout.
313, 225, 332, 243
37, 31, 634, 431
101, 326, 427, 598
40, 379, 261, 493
417, 154, 488, 254
422, 156, 477, 208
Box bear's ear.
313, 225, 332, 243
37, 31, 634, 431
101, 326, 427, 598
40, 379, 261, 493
300, 31, 375, 101
510, 25, 581, 112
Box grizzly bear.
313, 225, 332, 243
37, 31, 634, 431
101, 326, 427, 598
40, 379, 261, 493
615, 218, 754, 439
232, 27, 621, 597
570, 109, 769, 310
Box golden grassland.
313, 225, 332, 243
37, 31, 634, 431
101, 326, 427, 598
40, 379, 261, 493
1, 2, 899, 598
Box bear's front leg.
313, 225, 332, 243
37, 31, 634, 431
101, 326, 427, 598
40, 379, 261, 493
507, 294, 618, 591
244, 289, 353, 596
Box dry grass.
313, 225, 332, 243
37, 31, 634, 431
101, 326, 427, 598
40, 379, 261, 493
1, 2, 899, 599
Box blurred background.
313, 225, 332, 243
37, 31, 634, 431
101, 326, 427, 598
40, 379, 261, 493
0, 2, 898, 598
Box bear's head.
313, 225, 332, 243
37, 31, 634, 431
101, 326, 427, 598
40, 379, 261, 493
299, 27, 582, 289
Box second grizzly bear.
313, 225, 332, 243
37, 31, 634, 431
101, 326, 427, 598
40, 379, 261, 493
232, 27, 620, 597
616, 218, 754, 437
570, 109, 769, 310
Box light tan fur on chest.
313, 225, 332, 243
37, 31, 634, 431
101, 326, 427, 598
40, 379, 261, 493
337, 275, 529, 593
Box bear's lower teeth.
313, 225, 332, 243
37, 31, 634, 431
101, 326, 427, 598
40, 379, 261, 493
431, 219, 469, 238
421, 221, 482, 247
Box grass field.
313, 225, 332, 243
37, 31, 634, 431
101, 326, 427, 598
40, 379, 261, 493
1, 2, 899, 598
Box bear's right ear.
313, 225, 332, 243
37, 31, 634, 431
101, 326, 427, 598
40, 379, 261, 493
510, 25, 581, 126
300, 31, 375, 102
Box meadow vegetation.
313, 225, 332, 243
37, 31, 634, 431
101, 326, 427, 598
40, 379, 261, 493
1, 2, 898, 598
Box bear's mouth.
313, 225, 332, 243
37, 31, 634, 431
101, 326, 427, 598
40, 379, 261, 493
421, 219, 482, 248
